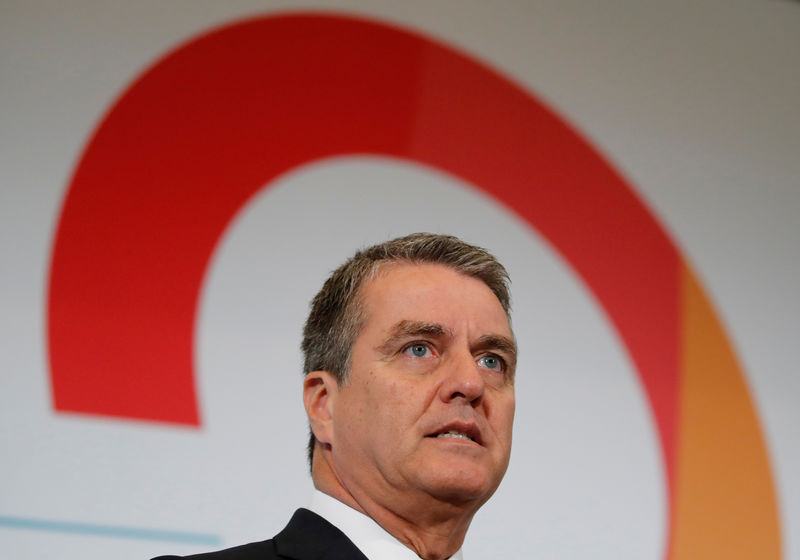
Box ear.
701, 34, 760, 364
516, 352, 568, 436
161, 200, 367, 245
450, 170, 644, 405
303, 370, 339, 446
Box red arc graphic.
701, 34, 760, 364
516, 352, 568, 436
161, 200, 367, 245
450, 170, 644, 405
48, 10, 679, 546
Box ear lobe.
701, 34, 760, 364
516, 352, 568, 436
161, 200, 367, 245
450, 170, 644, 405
303, 370, 338, 445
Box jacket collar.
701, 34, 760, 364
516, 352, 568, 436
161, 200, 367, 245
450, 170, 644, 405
273, 508, 369, 560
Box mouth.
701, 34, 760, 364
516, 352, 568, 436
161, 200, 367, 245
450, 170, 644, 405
426, 424, 483, 446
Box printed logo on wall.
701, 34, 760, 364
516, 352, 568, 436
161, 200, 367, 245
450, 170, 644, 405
47, 13, 780, 559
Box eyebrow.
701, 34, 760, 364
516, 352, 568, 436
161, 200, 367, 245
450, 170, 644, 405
376, 320, 454, 355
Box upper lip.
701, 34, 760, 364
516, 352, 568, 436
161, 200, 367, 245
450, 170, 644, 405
426, 421, 483, 446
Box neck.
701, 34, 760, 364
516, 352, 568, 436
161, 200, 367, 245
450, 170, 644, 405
312, 448, 476, 560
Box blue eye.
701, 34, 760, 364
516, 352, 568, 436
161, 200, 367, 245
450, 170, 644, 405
407, 344, 429, 358
478, 354, 503, 371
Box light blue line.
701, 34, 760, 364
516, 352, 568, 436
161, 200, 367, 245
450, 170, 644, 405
0, 515, 222, 545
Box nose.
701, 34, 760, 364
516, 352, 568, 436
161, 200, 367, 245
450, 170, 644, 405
438, 349, 485, 405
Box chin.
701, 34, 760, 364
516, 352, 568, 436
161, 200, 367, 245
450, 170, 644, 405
423, 467, 499, 505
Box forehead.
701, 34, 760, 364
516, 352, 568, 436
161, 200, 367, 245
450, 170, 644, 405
358, 262, 512, 336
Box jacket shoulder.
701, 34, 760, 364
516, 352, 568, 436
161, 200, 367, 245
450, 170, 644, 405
151, 507, 366, 560
151, 539, 276, 560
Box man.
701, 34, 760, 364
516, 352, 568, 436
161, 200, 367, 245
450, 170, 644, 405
156, 233, 517, 560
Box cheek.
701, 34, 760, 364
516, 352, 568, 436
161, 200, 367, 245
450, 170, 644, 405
353, 376, 407, 432
381, 381, 411, 419
376, 380, 428, 436
340, 369, 431, 442
492, 393, 516, 439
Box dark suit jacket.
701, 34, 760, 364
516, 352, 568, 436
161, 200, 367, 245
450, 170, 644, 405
153, 508, 369, 560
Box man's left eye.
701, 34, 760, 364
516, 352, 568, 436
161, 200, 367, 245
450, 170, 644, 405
478, 354, 504, 372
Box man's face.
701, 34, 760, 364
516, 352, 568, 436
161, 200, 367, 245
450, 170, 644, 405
327, 263, 516, 512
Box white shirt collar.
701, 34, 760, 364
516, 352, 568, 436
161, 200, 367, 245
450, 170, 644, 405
308, 489, 464, 560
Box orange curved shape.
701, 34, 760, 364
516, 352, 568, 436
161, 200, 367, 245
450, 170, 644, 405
674, 265, 781, 558
46, 13, 781, 557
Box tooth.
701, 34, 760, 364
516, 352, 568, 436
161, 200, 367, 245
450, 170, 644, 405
436, 431, 472, 440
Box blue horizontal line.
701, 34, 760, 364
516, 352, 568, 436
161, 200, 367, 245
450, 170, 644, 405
0, 514, 222, 545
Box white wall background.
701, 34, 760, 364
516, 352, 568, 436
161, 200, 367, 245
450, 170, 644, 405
1, 1, 798, 558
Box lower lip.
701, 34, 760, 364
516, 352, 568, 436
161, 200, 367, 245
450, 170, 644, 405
427, 435, 481, 447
